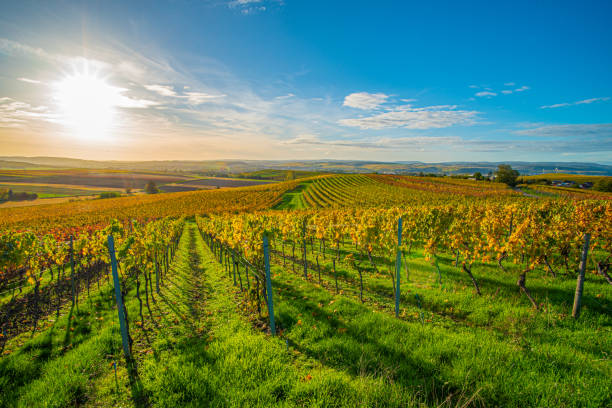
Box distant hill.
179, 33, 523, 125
1, 156, 611, 176
0, 160, 58, 170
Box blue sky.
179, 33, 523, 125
0, 0, 611, 163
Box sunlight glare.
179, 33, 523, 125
54, 66, 118, 140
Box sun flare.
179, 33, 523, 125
54, 68, 118, 140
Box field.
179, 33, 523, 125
237, 169, 323, 181
0, 170, 193, 189
0, 170, 283, 207
518, 173, 611, 184
159, 177, 274, 193
0, 173, 610, 407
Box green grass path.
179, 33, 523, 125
134, 220, 420, 407
273, 181, 312, 209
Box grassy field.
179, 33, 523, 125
2, 220, 609, 407
0, 183, 119, 198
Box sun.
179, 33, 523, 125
54, 67, 118, 140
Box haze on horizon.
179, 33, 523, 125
1, 1, 611, 163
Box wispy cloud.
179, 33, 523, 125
17, 77, 42, 84
0, 97, 54, 127
281, 129, 612, 155
472, 84, 529, 97
339, 104, 478, 130
475, 91, 497, 97
227, 0, 282, 14
145, 84, 226, 105
145, 84, 177, 97
343, 92, 389, 110
540, 97, 610, 109
515, 123, 612, 137
282, 134, 462, 150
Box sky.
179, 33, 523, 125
1, 0, 611, 163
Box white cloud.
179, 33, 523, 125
184, 92, 225, 105
17, 77, 42, 84
339, 104, 478, 130
0, 97, 54, 127
114, 92, 159, 109
540, 102, 570, 109
145, 85, 224, 105
228, 0, 278, 14
343, 92, 389, 110
540, 97, 609, 109
145, 84, 177, 97
576, 97, 610, 105
472, 83, 528, 96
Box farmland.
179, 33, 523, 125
0, 169, 283, 207
0, 173, 611, 407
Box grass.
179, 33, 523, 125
0, 278, 129, 407
1, 222, 610, 407
136, 221, 424, 407
0, 183, 108, 198
273, 181, 312, 209
267, 239, 612, 407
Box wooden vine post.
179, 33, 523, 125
155, 251, 160, 294
395, 217, 403, 318
69, 236, 76, 306
572, 233, 591, 319
263, 233, 276, 336
302, 220, 308, 280
107, 234, 132, 361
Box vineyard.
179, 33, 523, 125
0, 174, 611, 407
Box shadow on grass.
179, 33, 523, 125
271, 279, 486, 407
126, 358, 149, 408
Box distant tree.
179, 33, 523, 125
99, 192, 121, 199
495, 164, 520, 187
593, 178, 612, 192
9, 191, 37, 201
473, 172, 483, 180
286, 170, 295, 181
125, 187, 132, 195
144, 181, 159, 194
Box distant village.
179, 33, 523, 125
549, 180, 593, 189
